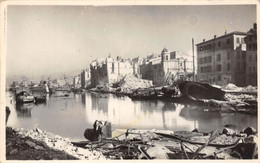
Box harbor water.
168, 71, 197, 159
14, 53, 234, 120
6, 91, 257, 141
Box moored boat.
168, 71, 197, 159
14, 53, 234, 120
178, 81, 226, 101
15, 91, 35, 104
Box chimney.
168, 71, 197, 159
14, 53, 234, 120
253, 23, 257, 30
203, 39, 205, 42
214, 35, 217, 39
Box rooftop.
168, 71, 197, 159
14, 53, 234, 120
196, 31, 247, 46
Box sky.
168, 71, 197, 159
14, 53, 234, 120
6, 5, 256, 81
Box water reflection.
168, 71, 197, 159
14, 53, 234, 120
15, 103, 35, 118
162, 102, 176, 111
83, 93, 195, 130
6, 91, 257, 140
179, 105, 221, 121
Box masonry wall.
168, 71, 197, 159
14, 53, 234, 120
197, 33, 246, 86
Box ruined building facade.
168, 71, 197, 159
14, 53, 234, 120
196, 32, 247, 86
244, 23, 257, 86
81, 69, 91, 88
140, 48, 193, 86
90, 56, 139, 87
73, 75, 81, 88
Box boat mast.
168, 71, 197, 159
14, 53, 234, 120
192, 38, 195, 81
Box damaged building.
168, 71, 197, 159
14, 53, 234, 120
244, 23, 257, 86
81, 69, 91, 88
90, 55, 140, 87
140, 48, 193, 86
196, 31, 247, 86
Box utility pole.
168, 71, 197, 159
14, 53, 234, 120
192, 38, 195, 81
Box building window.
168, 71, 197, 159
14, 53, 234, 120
218, 41, 221, 47
207, 66, 212, 72
217, 54, 221, 61
237, 51, 240, 59
249, 45, 252, 51
204, 57, 207, 63
166, 56, 168, 60
199, 58, 203, 64
253, 44, 257, 50
249, 55, 252, 62
227, 52, 230, 59
112, 63, 115, 73
242, 52, 246, 59
170, 53, 176, 59
241, 38, 245, 44
201, 67, 203, 73
226, 39, 230, 45
218, 76, 221, 81
236, 38, 240, 43
217, 64, 222, 71
227, 63, 230, 71
208, 56, 212, 63
237, 62, 240, 70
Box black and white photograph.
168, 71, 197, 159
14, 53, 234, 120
1, 0, 259, 161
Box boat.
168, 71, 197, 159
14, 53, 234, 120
30, 83, 49, 93
128, 88, 159, 100
15, 91, 35, 104
178, 81, 225, 101
34, 95, 47, 103
71, 87, 83, 93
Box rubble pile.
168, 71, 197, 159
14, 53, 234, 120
222, 83, 257, 93
6, 127, 105, 160
242, 85, 258, 92
74, 127, 258, 160
117, 75, 153, 91
222, 83, 240, 91
6, 124, 258, 160
225, 93, 257, 101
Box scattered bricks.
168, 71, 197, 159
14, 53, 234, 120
6, 141, 13, 148
9, 149, 18, 155
222, 128, 236, 135
6, 146, 13, 154
53, 140, 67, 149
34, 145, 46, 150
243, 127, 257, 136
244, 135, 258, 144
36, 128, 43, 134
25, 140, 36, 148
192, 128, 200, 133
55, 135, 62, 140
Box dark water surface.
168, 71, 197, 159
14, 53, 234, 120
6, 91, 257, 141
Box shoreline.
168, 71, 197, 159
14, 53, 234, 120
5, 125, 258, 160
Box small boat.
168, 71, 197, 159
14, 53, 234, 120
34, 95, 47, 103
15, 91, 35, 104
128, 88, 158, 100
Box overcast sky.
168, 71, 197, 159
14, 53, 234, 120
6, 5, 256, 81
